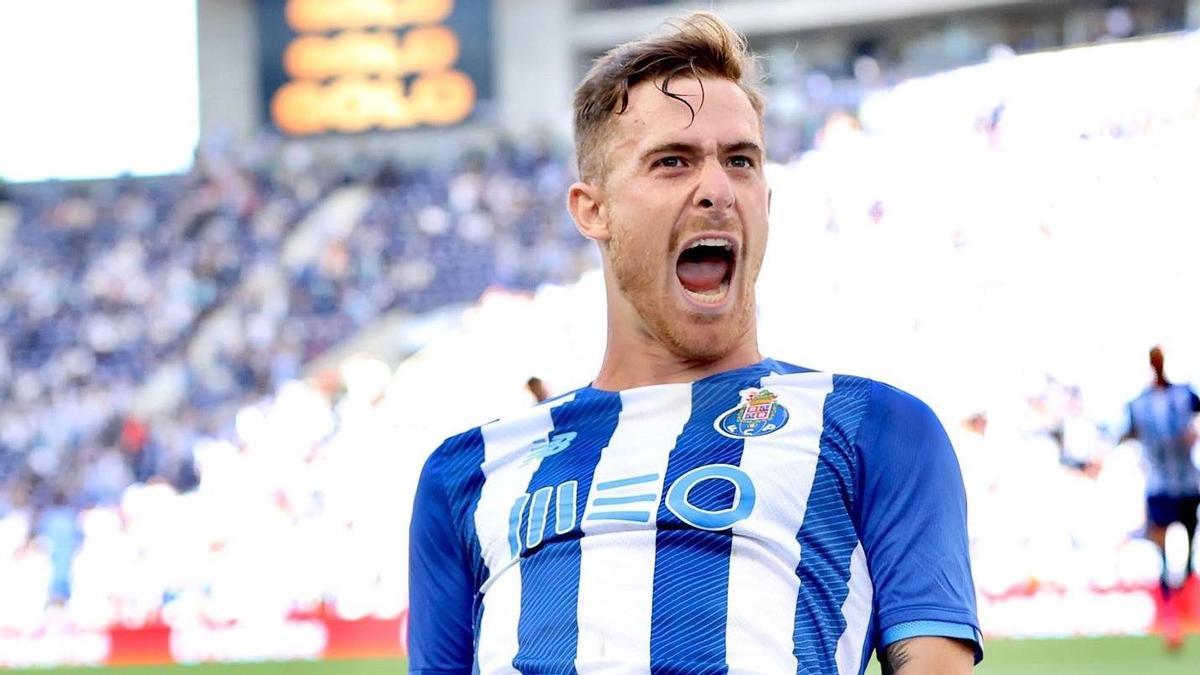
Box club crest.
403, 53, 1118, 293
714, 388, 789, 439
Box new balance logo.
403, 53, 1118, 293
522, 432, 577, 466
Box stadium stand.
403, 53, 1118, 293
0, 133, 594, 634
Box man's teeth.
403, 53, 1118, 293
687, 238, 732, 250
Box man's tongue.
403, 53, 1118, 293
676, 251, 729, 293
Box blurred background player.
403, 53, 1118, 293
525, 376, 550, 403
1122, 345, 1200, 649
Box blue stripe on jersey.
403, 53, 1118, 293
513, 389, 622, 672
858, 614, 877, 675
429, 427, 489, 658
793, 375, 872, 674
649, 370, 761, 674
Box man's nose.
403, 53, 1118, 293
693, 159, 735, 211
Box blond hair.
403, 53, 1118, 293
572, 11, 764, 183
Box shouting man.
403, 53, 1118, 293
409, 12, 982, 675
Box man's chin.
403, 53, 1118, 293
661, 320, 745, 362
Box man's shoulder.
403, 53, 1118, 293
765, 360, 930, 415
1172, 382, 1200, 397
1128, 383, 1195, 410
426, 387, 588, 466
860, 377, 937, 417
763, 362, 948, 447
802, 367, 944, 438
429, 424, 486, 461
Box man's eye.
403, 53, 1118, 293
728, 156, 755, 168
654, 156, 685, 168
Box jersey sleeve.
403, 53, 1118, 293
855, 381, 983, 663
408, 448, 475, 674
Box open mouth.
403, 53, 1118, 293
675, 236, 736, 304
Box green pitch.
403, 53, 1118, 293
865, 635, 1200, 674
4, 636, 1199, 674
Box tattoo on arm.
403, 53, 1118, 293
881, 639, 913, 675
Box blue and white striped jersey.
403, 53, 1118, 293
409, 359, 981, 674
1128, 383, 1200, 498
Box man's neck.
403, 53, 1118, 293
590, 325, 763, 392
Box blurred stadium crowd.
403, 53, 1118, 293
1, 27, 1199, 639
0, 134, 591, 629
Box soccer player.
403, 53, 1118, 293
409, 12, 981, 674
1122, 346, 1200, 650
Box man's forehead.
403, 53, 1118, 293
612, 76, 761, 153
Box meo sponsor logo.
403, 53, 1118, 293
508, 464, 756, 555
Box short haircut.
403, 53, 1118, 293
572, 11, 765, 184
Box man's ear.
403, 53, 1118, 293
568, 181, 609, 242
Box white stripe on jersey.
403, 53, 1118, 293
725, 372, 833, 673
475, 395, 574, 674
834, 543, 873, 675
575, 383, 693, 673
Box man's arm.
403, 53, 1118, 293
1185, 388, 1200, 447
854, 380, 984, 666
409, 450, 475, 674
882, 637, 975, 675
1117, 402, 1140, 444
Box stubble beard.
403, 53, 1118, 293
607, 227, 759, 363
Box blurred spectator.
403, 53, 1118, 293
527, 376, 550, 403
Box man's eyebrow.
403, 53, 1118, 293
723, 141, 764, 157
638, 141, 764, 162
639, 142, 701, 162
